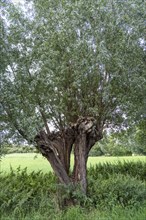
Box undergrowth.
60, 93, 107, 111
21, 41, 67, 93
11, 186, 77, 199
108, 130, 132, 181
0, 161, 146, 220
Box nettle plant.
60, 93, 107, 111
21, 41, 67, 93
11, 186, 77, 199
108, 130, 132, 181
1, 0, 146, 205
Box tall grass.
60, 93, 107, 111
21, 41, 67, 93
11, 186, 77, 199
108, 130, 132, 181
1, 205, 146, 220
0, 160, 146, 220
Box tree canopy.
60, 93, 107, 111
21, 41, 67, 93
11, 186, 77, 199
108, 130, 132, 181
1, 0, 145, 144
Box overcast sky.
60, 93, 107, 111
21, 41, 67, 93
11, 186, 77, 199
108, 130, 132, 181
12, 0, 19, 4
12, 0, 25, 6
12, 0, 21, 3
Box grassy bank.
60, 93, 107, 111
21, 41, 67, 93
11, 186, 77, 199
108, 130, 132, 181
1, 153, 145, 173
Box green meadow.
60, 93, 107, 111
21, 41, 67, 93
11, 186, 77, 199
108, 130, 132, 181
1, 153, 145, 173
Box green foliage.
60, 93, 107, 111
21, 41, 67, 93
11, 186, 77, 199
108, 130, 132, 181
1, 144, 37, 154
62, 206, 86, 220
1, 161, 146, 219
88, 161, 146, 181
87, 161, 146, 209
103, 141, 132, 157
57, 183, 92, 207
1, 0, 146, 143
135, 119, 146, 145
134, 118, 146, 155
0, 168, 56, 217
90, 126, 146, 156
89, 205, 146, 220
88, 174, 146, 209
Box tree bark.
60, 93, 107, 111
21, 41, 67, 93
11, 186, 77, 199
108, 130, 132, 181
34, 129, 74, 185
73, 133, 87, 193
34, 117, 103, 206
72, 117, 103, 193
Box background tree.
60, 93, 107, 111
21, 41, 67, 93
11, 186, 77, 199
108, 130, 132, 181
1, 0, 146, 202
133, 117, 146, 155
91, 130, 136, 157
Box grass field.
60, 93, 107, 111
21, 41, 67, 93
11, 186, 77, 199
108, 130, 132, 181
1, 153, 145, 173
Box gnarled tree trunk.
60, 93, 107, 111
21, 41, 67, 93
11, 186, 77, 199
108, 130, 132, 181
34, 117, 103, 205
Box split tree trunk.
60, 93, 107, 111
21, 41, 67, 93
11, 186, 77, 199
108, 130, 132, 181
34, 117, 103, 205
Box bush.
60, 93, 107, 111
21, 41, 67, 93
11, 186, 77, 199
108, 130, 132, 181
88, 174, 146, 209
0, 168, 56, 216
0, 161, 146, 219
1, 145, 37, 154
88, 161, 146, 181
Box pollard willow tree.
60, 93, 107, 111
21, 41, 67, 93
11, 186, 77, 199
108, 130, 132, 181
1, 0, 146, 197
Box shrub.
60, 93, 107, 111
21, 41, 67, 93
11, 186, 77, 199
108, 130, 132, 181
0, 161, 146, 219
88, 161, 146, 180
1, 145, 37, 154
88, 174, 146, 209
62, 206, 86, 220
0, 168, 56, 215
